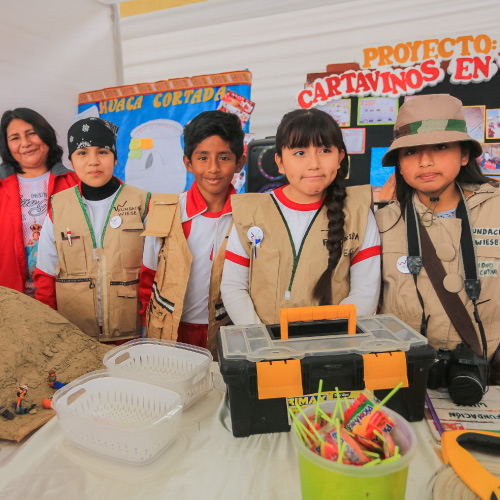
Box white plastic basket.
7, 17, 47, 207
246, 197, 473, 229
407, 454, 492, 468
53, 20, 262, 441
103, 339, 213, 409
52, 370, 182, 465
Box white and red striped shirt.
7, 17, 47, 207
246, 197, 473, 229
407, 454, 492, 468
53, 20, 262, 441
221, 185, 381, 325
141, 182, 234, 325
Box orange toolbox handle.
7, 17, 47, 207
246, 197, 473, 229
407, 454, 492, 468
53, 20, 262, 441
279, 304, 357, 340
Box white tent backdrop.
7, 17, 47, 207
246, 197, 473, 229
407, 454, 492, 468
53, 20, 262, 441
120, 0, 500, 138
0, 0, 118, 163
1, 0, 499, 150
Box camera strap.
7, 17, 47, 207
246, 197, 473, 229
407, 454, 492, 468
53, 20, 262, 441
406, 187, 488, 359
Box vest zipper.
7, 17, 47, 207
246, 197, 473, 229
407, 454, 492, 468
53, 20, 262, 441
74, 185, 124, 339
270, 196, 323, 301
55, 277, 95, 289
110, 279, 140, 286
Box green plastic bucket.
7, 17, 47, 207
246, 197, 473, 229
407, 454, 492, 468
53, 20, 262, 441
290, 401, 417, 500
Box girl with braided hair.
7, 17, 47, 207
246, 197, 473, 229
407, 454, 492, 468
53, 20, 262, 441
221, 108, 381, 326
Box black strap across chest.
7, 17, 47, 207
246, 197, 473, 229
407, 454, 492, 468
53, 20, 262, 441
405, 189, 487, 358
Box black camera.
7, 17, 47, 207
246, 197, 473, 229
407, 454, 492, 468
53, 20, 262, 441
427, 345, 489, 405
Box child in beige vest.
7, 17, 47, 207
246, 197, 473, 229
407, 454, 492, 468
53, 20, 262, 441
34, 117, 150, 342
139, 111, 245, 354
221, 108, 381, 325
376, 94, 500, 381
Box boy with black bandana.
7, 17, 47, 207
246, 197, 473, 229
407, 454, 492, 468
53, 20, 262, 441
34, 117, 150, 342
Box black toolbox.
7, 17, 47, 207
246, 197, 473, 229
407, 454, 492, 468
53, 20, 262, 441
217, 305, 436, 437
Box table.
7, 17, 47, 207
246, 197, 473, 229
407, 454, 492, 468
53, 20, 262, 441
0, 366, 443, 500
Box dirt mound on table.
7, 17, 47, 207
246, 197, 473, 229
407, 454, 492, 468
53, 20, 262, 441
0, 287, 113, 441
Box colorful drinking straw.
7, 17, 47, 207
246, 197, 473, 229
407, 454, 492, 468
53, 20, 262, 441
314, 379, 323, 424
373, 382, 404, 412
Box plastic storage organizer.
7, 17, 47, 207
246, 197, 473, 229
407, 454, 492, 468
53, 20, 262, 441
219, 313, 428, 362
103, 339, 213, 408
51, 370, 182, 464
218, 305, 436, 437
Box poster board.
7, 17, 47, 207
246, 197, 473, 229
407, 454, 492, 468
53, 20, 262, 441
300, 34, 500, 197
77, 70, 252, 194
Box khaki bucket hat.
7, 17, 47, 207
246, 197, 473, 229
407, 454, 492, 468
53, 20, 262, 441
382, 94, 483, 167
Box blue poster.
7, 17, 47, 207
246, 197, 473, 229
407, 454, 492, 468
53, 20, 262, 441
370, 146, 394, 187
77, 71, 252, 194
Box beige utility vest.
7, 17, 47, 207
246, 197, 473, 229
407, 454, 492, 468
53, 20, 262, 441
231, 185, 372, 325
52, 185, 149, 341
376, 184, 500, 357
143, 194, 231, 355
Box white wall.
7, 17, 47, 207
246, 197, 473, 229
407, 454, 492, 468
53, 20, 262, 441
2, 0, 499, 149
120, 0, 500, 139
0, 0, 118, 163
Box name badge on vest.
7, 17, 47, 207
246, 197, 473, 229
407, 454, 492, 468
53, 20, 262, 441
110, 215, 122, 229
397, 256, 410, 274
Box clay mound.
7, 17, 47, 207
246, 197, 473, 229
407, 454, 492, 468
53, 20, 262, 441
0, 287, 113, 441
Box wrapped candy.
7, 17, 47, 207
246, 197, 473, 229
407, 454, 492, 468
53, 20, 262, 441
290, 382, 404, 466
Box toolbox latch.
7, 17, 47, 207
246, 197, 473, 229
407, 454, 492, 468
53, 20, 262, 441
362, 352, 409, 390
256, 359, 303, 399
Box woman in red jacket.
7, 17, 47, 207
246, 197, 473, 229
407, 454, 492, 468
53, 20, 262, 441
0, 108, 77, 295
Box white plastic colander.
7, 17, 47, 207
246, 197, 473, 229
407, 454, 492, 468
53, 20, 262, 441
52, 370, 182, 465
103, 339, 213, 408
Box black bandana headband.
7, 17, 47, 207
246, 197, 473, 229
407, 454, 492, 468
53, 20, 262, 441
68, 117, 119, 159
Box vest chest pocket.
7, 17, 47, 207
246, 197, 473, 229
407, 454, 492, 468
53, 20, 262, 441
149, 302, 168, 328
249, 247, 280, 315
55, 277, 98, 335
56, 235, 88, 276
119, 222, 144, 269
380, 237, 408, 270
475, 242, 500, 259
379, 236, 417, 319
154, 247, 167, 291
110, 280, 140, 336
475, 244, 500, 282
146, 295, 174, 340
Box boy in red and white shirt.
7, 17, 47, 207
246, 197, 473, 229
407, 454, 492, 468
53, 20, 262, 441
139, 111, 245, 352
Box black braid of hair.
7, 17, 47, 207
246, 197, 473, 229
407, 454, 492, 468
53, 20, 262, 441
312, 163, 348, 305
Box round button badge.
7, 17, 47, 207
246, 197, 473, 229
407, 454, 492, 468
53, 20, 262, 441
247, 226, 264, 244
397, 256, 410, 274
110, 215, 122, 229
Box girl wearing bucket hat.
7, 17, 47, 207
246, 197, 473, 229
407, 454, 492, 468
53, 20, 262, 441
33, 117, 151, 343
376, 94, 500, 382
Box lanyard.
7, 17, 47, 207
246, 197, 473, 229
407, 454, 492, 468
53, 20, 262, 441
270, 196, 322, 300
75, 185, 124, 249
